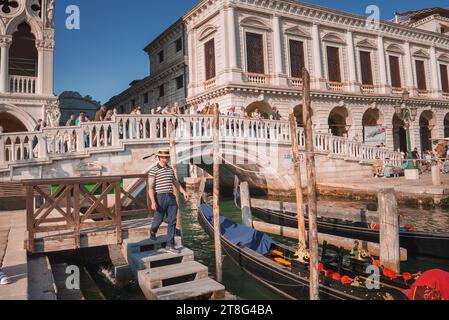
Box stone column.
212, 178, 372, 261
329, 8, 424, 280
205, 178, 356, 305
429, 46, 441, 99
0, 37, 12, 93
40, 37, 55, 96
377, 36, 388, 94
187, 27, 196, 96
346, 31, 358, 92
36, 41, 45, 95
225, 5, 239, 83
403, 42, 415, 95
311, 24, 325, 90
272, 15, 286, 86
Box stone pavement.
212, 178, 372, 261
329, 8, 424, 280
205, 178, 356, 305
318, 172, 449, 205
0, 211, 28, 300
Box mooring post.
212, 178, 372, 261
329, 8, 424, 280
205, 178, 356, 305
302, 68, 320, 301
212, 105, 223, 283
288, 109, 307, 249
378, 188, 400, 273
431, 164, 442, 186
168, 121, 183, 241
239, 181, 253, 228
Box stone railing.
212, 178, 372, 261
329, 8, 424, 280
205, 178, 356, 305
328, 82, 344, 92
391, 87, 404, 95
289, 78, 303, 89
204, 78, 216, 90
442, 92, 449, 100
0, 115, 402, 170
361, 85, 375, 94
9, 75, 37, 94
245, 73, 267, 84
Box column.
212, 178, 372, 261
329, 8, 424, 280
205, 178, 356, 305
187, 28, 196, 96
403, 42, 415, 94
0, 37, 11, 93
227, 6, 238, 70
311, 24, 325, 90
346, 31, 358, 92
377, 36, 388, 94
429, 46, 441, 98
272, 15, 285, 85
37, 41, 44, 95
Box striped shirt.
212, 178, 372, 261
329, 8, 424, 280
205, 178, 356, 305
149, 164, 175, 194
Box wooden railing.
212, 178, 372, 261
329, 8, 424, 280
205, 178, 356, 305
23, 174, 150, 253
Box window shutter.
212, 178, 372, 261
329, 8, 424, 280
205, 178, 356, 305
440, 64, 449, 93
246, 33, 264, 74
289, 40, 305, 78
389, 56, 402, 88
204, 39, 216, 81
359, 51, 373, 85
415, 60, 427, 90
326, 46, 341, 83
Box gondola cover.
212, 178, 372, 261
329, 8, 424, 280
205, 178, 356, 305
200, 204, 273, 256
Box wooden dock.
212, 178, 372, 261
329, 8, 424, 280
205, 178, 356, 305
122, 236, 225, 300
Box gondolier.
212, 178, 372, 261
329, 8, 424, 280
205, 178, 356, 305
148, 149, 189, 254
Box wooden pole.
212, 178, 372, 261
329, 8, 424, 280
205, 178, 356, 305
378, 188, 400, 273
212, 105, 223, 283
168, 122, 183, 240
431, 165, 441, 186
302, 68, 320, 300
239, 181, 252, 228
288, 109, 306, 249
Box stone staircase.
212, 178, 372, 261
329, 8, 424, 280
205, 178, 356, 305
122, 236, 225, 300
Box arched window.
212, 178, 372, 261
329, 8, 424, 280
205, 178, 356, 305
9, 22, 38, 77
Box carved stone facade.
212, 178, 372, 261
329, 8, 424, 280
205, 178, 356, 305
0, 0, 57, 132
107, 0, 449, 154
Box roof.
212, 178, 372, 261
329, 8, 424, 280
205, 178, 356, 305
397, 7, 449, 21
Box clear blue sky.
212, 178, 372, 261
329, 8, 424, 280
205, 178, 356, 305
54, 0, 449, 104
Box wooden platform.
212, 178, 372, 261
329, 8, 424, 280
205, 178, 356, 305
28, 218, 166, 254
123, 236, 225, 301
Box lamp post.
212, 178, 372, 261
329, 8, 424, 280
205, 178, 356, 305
394, 90, 418, 170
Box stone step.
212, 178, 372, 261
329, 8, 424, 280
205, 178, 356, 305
122, 235, 182, 264
148, 278, 225, 300
130, 247, 194, 273
138, 261, 209, 290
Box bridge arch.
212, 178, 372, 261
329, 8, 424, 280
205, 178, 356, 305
328, 106, 352, 137
0, 104, 36, 132
362, 108, 384, 144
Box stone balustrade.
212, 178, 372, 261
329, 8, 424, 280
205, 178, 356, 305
9, 75, 37, 94
0, 115, 402, 171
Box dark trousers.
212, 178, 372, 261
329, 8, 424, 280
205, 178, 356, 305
151, 193, 178, 246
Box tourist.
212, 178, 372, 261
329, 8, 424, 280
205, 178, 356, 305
95, 105, 108, 122
173, 102, 181, 115
66, 114, 76, 126
104, 109, 114, 121
269, 107, 280, 120
148, 149, 189, 254
32, 119, 46, 151
189, 104, 199, 115
227, 106, 238, 117
373, 156, 384, 178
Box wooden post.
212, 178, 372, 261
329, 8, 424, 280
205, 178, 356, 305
302, 68, 320, 300
239, 181, 252, 227
288, 110, 306, 248
73, 184, 81, 249
378, 188, 400, 273
431, 165, 441, 186
212, 105, 223, 283
26, 185, 35, 253
168, 122, 183, 240
115, 181, 123, 244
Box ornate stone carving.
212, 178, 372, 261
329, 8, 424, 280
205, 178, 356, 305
0, 36, 12, 47
30, 0, 42, 18
0, 0, 19, 15
45, 99, 61, 127
46, 0, 54, 28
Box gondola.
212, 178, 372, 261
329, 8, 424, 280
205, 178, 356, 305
234, 189, 449, 260
197, 202, 410, 300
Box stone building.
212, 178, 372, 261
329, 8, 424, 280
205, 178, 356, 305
106, 19, 187, 114
0, 0, 58, 133
107, 0, 449, 154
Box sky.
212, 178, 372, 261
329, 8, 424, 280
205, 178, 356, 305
54, 0, 449, 104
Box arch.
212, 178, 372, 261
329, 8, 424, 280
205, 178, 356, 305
0, 112, 27, 133
444, 113, 449, 138
362, 108, 385, 144
419, 110, 436, 153
245, 101, 271, 118
293, 104, 304, 127
0, 104, 36, 132
9, 22, 38, 77
362, 108, 384, 127
240, 17, 271, 31
198, 25, 218, 41
393, 113, 407, 153
438, 53, 449, 63
6, 14, 43, 40
386, 44, 404, 55
328, 106, 352, 137
322, 32, 345, 45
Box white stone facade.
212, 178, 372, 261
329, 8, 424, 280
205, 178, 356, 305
0, 0, 57, 132
106, 19, 187, 113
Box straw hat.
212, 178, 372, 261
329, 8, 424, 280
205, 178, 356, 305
156, 148, 171, 158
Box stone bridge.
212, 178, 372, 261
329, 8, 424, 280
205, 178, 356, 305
0, 115, 401, 194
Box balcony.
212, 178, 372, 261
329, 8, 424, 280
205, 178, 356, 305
204, 78, 216, 90
244, 73, 268, 84
443, 92, 449, 100
289, 78, 303, 89
417, 90, 429, 98
391, 87, 405, 95
327, 82, 344, 92
361, 85, 375, 94
9, 75, 37, 94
